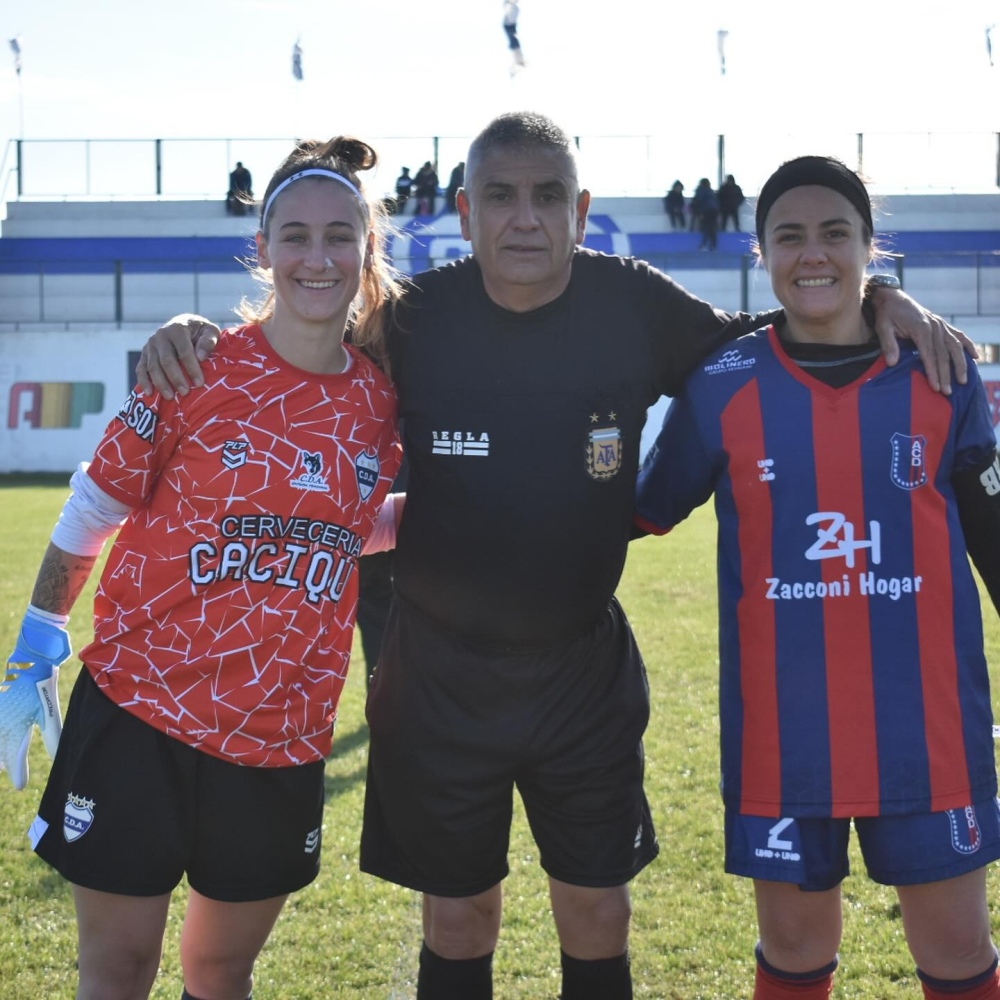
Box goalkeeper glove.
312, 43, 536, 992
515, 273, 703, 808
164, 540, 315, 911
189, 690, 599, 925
0, 606, 69, 790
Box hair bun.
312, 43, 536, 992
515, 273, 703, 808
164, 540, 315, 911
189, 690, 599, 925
329, 136, 377, 173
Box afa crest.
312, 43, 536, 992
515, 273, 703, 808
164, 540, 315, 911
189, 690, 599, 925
889, 432, 927, 491
587, 424, 621, 481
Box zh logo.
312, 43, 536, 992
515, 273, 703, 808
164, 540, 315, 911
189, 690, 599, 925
804, 512, 881, 568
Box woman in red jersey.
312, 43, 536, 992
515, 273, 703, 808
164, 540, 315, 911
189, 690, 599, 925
2, 136, 403, 1000
636, 156, 1000, 1000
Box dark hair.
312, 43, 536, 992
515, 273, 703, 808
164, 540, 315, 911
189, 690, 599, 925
751, 155, 889, 271
240, 136, 403, 372
466, 111, 579, 185
755, 155, 873, 247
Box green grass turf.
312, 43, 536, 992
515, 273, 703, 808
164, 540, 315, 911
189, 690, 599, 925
0, 478, 998, 998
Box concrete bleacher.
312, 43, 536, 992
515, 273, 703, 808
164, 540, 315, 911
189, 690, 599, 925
2, 191, 999, 473
1, 194, 999, 345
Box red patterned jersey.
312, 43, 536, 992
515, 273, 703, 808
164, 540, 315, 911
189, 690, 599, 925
82, 324, 400, 766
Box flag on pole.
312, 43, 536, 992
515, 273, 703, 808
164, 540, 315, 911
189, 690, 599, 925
717, 29, 728, 76
8, 36, 21, 76
292, 39, 303, 81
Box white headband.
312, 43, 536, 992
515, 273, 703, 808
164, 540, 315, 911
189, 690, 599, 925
261, 168, 367, 228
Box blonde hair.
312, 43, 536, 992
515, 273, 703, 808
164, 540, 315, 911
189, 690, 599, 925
237, 136, 404, 373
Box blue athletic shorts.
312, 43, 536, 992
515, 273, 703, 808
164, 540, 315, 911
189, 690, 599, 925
725, 799, 1000, 890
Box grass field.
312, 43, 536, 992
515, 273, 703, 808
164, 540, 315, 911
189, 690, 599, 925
1, 476, 998, 999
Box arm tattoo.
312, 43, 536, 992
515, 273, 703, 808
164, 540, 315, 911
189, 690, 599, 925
30, 544, 97, 615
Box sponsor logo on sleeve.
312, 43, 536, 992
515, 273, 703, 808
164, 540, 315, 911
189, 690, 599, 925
118, 390, 159, 443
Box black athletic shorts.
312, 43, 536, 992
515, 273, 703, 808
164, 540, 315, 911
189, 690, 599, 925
360, 596, 659, 896
31, 666, 325, 901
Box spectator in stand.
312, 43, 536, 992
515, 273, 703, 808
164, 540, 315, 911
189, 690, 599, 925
663, 180, 685, 230
226, 161, 253, 216
692, 177, 719, 251
445, 161, 465, 213
395, 166, 414, 214
413, 161, 440, 216
717, 173, 745, 231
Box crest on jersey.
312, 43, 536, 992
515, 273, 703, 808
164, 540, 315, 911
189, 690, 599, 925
291, 451, 331, 492
221, 440, 249, 470
63, 792, 95, 843
889, 433, 927, 491
948, 805, 982, 855
587, 423, 621, 480
355, 450, 380, 501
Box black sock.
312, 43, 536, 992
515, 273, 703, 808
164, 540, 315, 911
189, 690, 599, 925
180, 991, 251, 1000
560, 950, 633, 1000
416, 942, 493, 1000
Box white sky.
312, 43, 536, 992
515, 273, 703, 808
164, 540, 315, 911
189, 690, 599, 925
2, 0, 1000, 195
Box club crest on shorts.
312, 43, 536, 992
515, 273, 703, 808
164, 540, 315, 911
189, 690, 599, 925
947, 805, 982, 855
889, 433, 927, 490
587, 418, 621, 480
355, 450, 380, 501
63, 792, 95, 843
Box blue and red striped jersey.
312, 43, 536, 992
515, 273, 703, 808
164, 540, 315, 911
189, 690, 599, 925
636, 326, 998, 818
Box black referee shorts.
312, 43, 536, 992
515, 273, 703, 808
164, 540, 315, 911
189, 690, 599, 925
360, 596, 659, 896
32, 666, 325, 901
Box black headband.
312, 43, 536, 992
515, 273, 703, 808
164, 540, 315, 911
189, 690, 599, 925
755, 156, 872, 240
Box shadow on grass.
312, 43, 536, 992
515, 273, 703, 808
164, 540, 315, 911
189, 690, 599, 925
0, 473, 72, 488
323, 721, 371, 801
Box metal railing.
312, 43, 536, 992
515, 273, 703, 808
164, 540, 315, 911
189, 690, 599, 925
5, 252, 1000, 335
4, 130, 1000, 203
